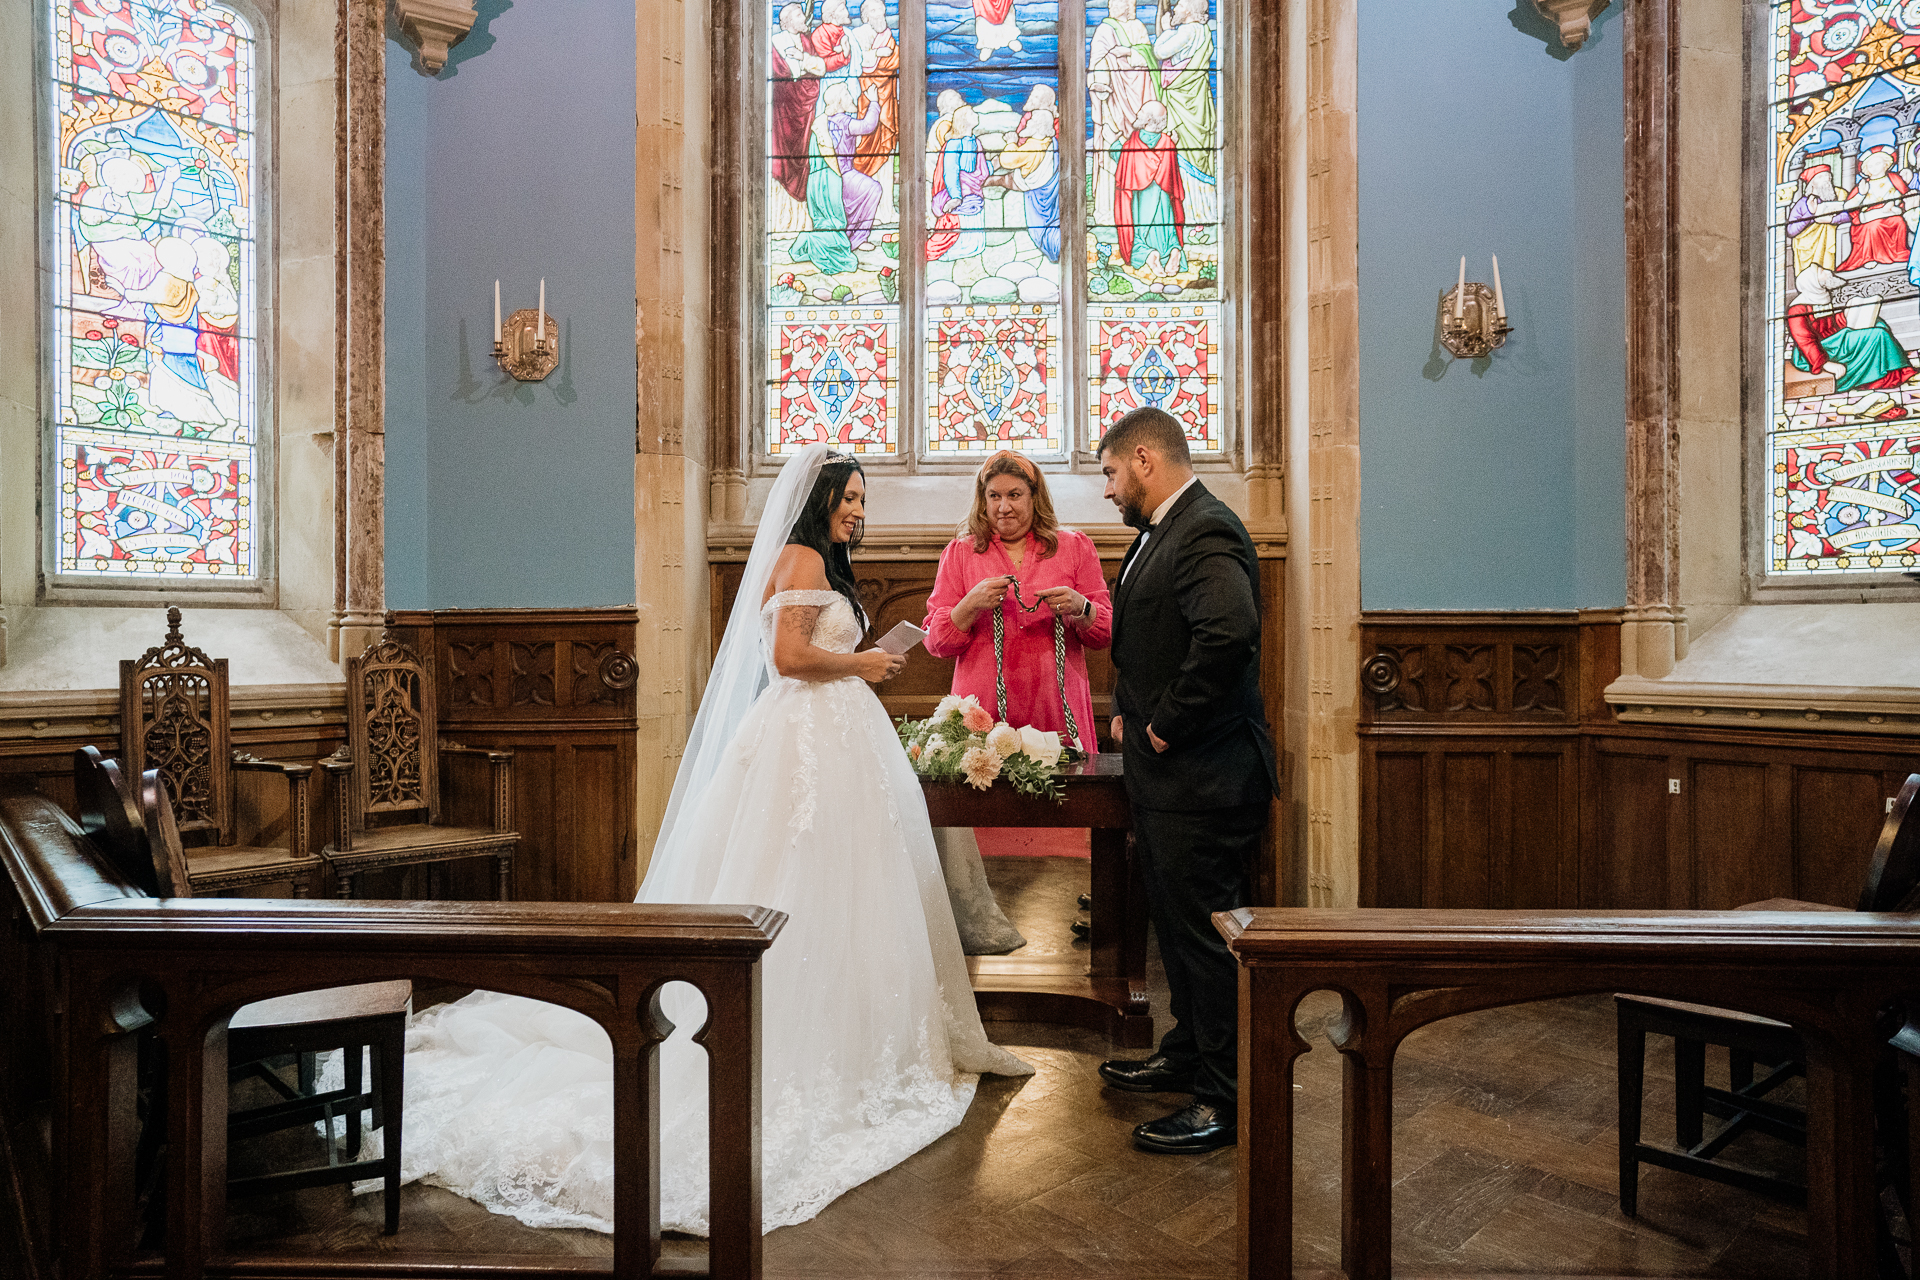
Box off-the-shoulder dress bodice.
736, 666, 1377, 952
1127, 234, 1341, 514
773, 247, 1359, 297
760, 589, 863, 660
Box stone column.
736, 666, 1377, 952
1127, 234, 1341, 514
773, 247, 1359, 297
1280, 0, 1362, 907
1620, 0, 1684, 680
1243, 0, 1291, 904
633, 0, 714, 880
329, 0, 388, 667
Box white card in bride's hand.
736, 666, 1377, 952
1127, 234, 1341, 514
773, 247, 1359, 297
874, 620, 927, 655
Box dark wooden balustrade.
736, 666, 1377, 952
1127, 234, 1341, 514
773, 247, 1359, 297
1219, 907, 1920, 1280
0, 784, 784, 1280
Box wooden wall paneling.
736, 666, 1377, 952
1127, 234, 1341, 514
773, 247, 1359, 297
1586, 745, 1672, 909
1689, 760, 1774, 909
1509, 747, 1574, 908
1793, 766, 1894, 906
387, 609, 640, 903
1365, 611, 1920, 911
1436, 751, 1493, 908
1365, 749, 1425, 906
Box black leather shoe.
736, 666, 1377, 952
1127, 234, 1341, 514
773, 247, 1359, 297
1133, 1102, 1236, 1155
1098, 1053, 1197, 1093
1077, 893, 1091, 909
1069, 915, 1090, 939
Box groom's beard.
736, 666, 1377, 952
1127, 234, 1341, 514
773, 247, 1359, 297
1120, 501, 1152, 531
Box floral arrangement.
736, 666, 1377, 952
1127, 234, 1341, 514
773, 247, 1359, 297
897, 694, 1071, 802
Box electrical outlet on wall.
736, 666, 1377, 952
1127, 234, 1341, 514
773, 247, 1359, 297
1668, 779, 1682, 795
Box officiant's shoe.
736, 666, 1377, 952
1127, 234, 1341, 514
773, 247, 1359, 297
1132, 1102, 1237, 1155
1098, 1053, 1197, 1093
1076, 893, 1091, 909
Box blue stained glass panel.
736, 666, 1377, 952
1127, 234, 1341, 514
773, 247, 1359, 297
766, 0, 901, 452
51, 0, 259, 580
1764, 4, 1920, 574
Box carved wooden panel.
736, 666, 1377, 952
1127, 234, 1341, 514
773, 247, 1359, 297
510, 642, 556, 708
448, 642, 495, 709
1511, 644, 1564, 714
1363, 611, 1920, 910
385, 609, 639, 902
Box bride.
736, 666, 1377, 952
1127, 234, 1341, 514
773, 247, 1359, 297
379, 444, 1033, 1235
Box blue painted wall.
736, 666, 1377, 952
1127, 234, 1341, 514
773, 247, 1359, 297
1357, 2, 1626, 610
383, 0, 637, 609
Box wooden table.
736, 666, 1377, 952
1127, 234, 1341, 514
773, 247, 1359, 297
921, 753, 1153, 1048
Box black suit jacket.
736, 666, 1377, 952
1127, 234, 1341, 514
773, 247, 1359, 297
1110, 482, 1279, 813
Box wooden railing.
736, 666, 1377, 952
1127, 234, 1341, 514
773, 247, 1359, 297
0, 785, 784, 1280
1218, 907, 1920, 1280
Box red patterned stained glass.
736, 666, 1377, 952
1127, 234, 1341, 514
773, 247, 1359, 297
768, 311, 898, 453
1088, 304, 1218, 449
926, 307, 1061, 452
51, 0, 258, 579
58, 435, 251, 578
1763, 4, 1920, 575
1771, 431, 1920, 572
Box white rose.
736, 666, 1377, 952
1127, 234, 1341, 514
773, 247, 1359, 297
934, 695, 963, 718
985, 723, 1023, 757
1018, 725, 1063, 767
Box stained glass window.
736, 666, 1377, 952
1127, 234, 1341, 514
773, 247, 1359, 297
1086, 0, 1218, 451
1764, 3, 1920, 576
760, 0, 1226, 459
49, 0, 259, 580
922, 0, 1064, 452
767, 0, 903, 454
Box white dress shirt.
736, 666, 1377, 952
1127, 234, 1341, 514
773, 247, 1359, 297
1119, 476, 1198, 584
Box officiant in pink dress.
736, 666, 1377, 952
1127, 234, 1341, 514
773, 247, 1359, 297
924, 450, 1112, 748
922, 451, 1113, 955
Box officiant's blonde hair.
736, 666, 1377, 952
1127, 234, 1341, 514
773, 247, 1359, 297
963, 450, 1059, 558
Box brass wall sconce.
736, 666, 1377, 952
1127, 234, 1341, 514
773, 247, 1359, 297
493, 278, 558, 381
1439, 255, 1512, 359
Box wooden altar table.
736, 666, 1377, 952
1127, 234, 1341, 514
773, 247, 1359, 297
921, 753, 1153, 1047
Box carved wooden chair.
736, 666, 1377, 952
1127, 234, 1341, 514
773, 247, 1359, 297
119, 607, 320, 896
72, 748, 408, 1234
1617, 773, 1920, 1224
322, 628, 518, 900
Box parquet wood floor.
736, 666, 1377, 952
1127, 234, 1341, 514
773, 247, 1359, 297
224, 858, 1810, 1277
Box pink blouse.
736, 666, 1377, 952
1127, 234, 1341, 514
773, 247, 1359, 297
923, 528, 1113, 751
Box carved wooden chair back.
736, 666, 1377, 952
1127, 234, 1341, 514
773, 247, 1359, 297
343, 635, 440, 834
1858, 773, 1920, 912
119, 607, 232, 846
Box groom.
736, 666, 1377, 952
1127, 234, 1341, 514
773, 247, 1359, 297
1098, 407, 1278, 1155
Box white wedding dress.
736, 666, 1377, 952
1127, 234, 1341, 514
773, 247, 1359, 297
373, 585, 1031, 1236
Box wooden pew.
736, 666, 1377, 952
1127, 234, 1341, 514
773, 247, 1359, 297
0, 782, 784, 1280
1218, 906, 1920, 1280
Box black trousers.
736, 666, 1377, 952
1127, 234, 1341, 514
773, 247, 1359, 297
1132, 800, 1264, 1111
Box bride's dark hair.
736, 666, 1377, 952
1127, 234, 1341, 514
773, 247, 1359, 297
786, 452, 867, 627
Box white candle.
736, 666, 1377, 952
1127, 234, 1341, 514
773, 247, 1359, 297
493, 279, 501, 344
1454, 256, 1466, 321
537, 279, 546, 343
1491, 254, 1506, 320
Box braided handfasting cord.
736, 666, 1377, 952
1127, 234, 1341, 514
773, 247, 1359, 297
991, 576, 1082, 752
